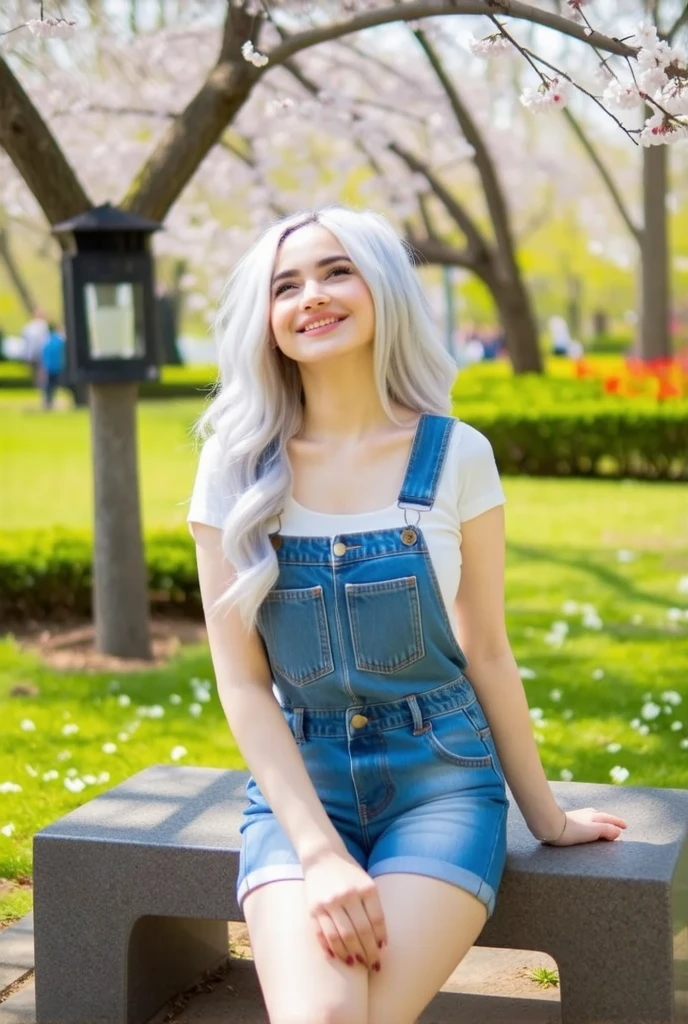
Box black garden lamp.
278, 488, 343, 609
49, 202, 165, 660
52, 202, 163, 384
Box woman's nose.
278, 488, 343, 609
301, 281, 329, 309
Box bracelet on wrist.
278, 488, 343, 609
536, 810, 567, 845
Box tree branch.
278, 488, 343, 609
0, 225, 38, 315
562, 107, 641, 241
122, 2, 262, 219
0, 57, 91, 226
411, 28, 516, 264
267, 1, 637, 67
405, 231, 481, 271
387, 140, 489, 257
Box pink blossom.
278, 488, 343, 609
241, 41, 268, 68
640, 109, 688, 146
602, 79, 641, 110
520, 77, 570, 114
27, 17, 77, 38
660, 79, 688, 117
566, 0, 593, 20
638, 65, 669, 94
467, 34, 512, 59
633, 21, 660, 51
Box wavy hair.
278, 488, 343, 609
194, 205, 457, 631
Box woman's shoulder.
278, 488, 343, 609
443, 417, 496, 461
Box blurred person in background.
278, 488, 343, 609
22, 307, 49, 388
40, 322, 66, 410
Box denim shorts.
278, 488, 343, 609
237, 676, 508, 918
239, 414, 509, 918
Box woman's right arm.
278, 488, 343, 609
192, 522, 387, 967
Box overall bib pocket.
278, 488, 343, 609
422, 707, 494, 769
259, 585, 334, 686
345, 575, 425, 674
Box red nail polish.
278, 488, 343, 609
378, 940, 384, 949
373, 961, 381, 972
355, 954, 365, 965
327, 948, 335, 958
346, 955, 354, 966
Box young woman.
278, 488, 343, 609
187, 206, 627, 1024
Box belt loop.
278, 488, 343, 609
406, 694, 426, 735
293, 707, 305, 745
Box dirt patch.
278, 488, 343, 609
228, 922, 252, 960
8, 616, 207, 673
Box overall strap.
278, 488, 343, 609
397, 413, 457, 510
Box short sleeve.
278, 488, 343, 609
186, 434, 230, 536
455, 422, 506, 523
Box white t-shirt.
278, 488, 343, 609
187, 420, 506, 624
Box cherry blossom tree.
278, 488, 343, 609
556, 1, 688, 359
2, 0, 686, 657
1, 1, 684, 365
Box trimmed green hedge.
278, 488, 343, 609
467, 405, 688, 480
0, 530, 202, 623
0, 361, 219, 399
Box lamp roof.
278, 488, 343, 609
52, 202, 162, 235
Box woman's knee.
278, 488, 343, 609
270, 1001, 367, 1024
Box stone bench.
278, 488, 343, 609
33, 765, 688, 1024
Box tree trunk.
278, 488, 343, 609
483, 260, 543, 373
89, 383, 151, 659
0, 227, 37, 316
640, 140, 671, 360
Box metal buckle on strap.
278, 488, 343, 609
397, 501, 425, 528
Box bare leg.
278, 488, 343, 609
367, 873, 488, 1024
243, 879, 369, 1024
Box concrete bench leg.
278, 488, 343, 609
557, 929, 677, 1024
35, 909, 228, 1024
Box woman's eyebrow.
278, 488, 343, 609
271, 255, 352, 285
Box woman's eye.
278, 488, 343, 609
274, 282, 295, 296
328, 266, 352, 278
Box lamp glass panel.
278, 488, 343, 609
84, 282, 145, 360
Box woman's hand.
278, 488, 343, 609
548, 807, 628, 846
303, 850, 387, 969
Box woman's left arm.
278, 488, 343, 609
455, 505, 627, 846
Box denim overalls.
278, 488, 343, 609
237, 413, 509, 917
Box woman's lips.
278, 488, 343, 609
298, 316, 347, 337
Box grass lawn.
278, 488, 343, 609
1, 391, 687, 925
1, 391, 203, 531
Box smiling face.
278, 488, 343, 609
269, 223, 375, 363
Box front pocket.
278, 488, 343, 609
345, 575, 425, 674
423, 710, 494, 769
259, 585, 334, 687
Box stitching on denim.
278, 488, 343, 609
420, 547, 468, 670
265, 585, 324, 602
464, 704, 506, 785
332, 560, 356, 702
482, 802, 508, 903
264, 586, 334, 687
344, 575, 417, 595
398, 415, 457, 506
364, 746, 396, 821
424, 725, 494, 769
346, 575, 425, 673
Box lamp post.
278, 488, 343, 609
52, 203, 163, 659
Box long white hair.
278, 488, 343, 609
194, 205, 457, 631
